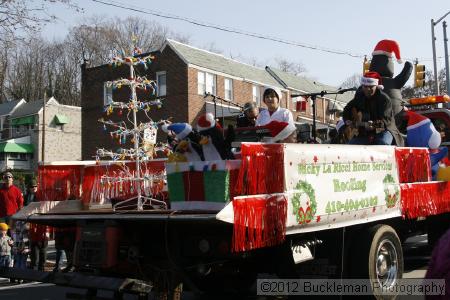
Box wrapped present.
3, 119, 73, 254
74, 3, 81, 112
165, 160, 241, 210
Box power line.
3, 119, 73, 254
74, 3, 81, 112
91, 0, 366, 58
91, 0, 441, 63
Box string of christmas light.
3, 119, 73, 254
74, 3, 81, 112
110, 53, 155, 70
105, 76, 157, 92
103, 99, 163, 116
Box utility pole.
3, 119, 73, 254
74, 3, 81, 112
431, 19, 439, 95
431, 10, 450, 95
41, 92, 46, 163
443, 21, 450, 94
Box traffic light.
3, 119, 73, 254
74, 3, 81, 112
363, 57, 371, 74
414, 63, 426, 88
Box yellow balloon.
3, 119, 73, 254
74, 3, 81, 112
436, 166, 450, 181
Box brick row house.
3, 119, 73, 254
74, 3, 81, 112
0, 97, 81, 173
81, 39, 354, 160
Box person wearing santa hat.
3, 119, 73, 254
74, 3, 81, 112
343, 71, 404, 146
255, 87, 294, 127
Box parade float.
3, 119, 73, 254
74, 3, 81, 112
3, 40, 450, 300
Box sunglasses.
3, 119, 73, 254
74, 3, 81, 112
3, 176, 12, 179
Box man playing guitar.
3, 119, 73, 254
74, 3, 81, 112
342, 72, 404, 146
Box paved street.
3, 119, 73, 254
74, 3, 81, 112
0, 234, 433, 300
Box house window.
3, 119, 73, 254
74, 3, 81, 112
197, 71, 216, 95
104, 82, 113, 106
224, 78, 233, 100
252, 85, 261, 106
0, 153, 4, 161
156, 71, 167, 96
9, 153, 27, 161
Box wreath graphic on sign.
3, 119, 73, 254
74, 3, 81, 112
383, 174, 399, 208
291, 180, 317, 224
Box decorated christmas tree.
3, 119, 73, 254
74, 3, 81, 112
94, 47, 169, 211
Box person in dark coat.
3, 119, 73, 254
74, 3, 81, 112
24, 179, 38, 206
236, 102, 259, 128
343, 72, 404, 146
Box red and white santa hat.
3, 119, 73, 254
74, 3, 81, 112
197, 113, 216, 132
361, 71, 384, 89
372, 39, 403, 63
265, 120, 296, 143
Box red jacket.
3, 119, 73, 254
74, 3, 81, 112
0, 184, 24, 217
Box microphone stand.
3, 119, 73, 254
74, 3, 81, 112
203, 92, 245, 121
292, 88, 356, 142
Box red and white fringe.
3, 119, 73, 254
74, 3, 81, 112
232, 194, 287, 252
401, 181, 450, 219
395, 148, 431, 183
234, 144, 284, 196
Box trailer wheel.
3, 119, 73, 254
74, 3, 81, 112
351, 225, 403, 300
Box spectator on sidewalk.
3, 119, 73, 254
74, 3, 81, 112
53, 226, 76, 272
0, 222, 13, 267
24, 179, 38, 206
12, 221, 29, 270
29, 223, 49, 271
0, 172, 24, 227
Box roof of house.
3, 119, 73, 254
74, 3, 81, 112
0, 99, 25, 116
10, 97, 59, 118
164, 39, 285, 89
266, 67, 355, 104
164, 40, 355, 105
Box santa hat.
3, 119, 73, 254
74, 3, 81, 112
372, 39, 403, 63
406, 111, 441, 149
265, 120, 296, 142
361, 71, 384, 89
263, 87, 282, 100
197, 113, 215, 132
167, 123, 192, 140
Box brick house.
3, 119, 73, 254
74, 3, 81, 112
81, 39, 354, 159
0, 97, 82, 172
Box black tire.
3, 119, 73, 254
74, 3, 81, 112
350, 225, 403, 300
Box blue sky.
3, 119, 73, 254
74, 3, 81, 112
43, 0, 450, 87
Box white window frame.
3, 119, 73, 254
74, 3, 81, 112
198, 71, 206, 95
156, 71, 167, 96
103, 82, 113, 106
224, 78, 233, 100
198, 71, 216, 95
252, 85, 261, 107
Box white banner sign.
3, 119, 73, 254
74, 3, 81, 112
283, 144, 402, 234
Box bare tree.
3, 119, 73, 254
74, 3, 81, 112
274, 57, 306, 75
402, 69, 446, 99
0, 0, 81, 42
339, 73, 361, 89
1, 15, 192, 105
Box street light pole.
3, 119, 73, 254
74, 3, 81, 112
443, 21, 450, 94
431, 19, 439, 94
431, 10, 450, 95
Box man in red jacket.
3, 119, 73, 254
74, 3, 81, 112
0, 172, 24, 226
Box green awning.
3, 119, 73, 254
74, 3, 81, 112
0, 143, 34, 153
54, 114, 69, 125
11, 116, 35, 126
